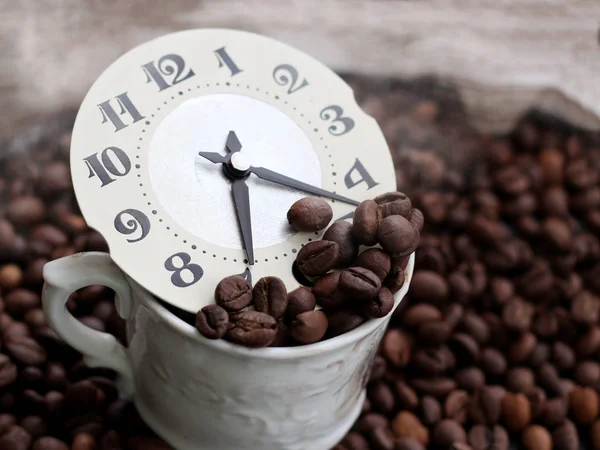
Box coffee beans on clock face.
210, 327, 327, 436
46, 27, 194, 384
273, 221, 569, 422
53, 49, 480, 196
194, 193, 421, 348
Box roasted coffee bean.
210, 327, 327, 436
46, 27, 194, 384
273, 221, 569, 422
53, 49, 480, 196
417, 321, 451, 345
378, 215, 417, 256
375, 192, 412, 218
412, 348, 450, 375
5, 335, 46, 366
383, 263, 405, 294
195, 305, 229, 339
406, 208, 425, 232
368, 382, 396, 414
505, 367, 535, 393
323, 221, 359, 267
286, 287, 316, 319
394, 380, 419, 410
478, 348, 506, 376
502, 298, 532, 332
355, 249, 391, 280
391, 411, 429, 446
0, 354, 17, 388
444, 390, 469, 424
339, 431, 369, 450
455, 367, 485, 392
569, 386, 599, 424
501, 392, 531, 430
4, 289, 40, 316
571, 290, 599, 325
468, 425, 509, 450
432, 419, 467, 448
7, 196, 46, 227
312, 271, 347, 308
214, 275, 252, 312
339, 267, 381, 301
289, 310, 328, 344
469, 386, 502, 425
521, 425, 552, 450
371, 426, 395, 450
0, 425, 32, 450
459, 313, 489, 344
31, 437, 69, 450
352, 200, 381, 246
411, 377, 456, 398
381, 329, 411, 368
287, 197, 332, 231
252, 276, 288, 319
592, 419, 600, 450
449, 333, 479, 366
552, 419, 579, 450
419, 395, 442, 426
573, 360, 600, 386
225, 311, 277, 348
541, 397, 568, 427
296, 241, 340, 277
401, 304, 442, 328
326, 309, 365, 338
361, 287, 394, 318
395, 437, 425, 450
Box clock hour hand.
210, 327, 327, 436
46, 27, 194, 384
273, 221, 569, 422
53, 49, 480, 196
249, 166, 360, 206
231, 178, 255, 265
198, 151, 227, 164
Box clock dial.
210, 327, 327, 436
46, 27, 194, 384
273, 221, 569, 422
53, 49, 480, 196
70, 29, 396, 313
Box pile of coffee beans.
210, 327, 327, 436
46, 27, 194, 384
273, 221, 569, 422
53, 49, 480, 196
0, 74, 599, 449
194, 193, 422, 348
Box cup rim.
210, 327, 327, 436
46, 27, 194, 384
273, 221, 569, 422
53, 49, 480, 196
131, 253, 414, 360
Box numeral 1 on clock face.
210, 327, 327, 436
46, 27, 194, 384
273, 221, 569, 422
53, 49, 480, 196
214, 47, 243, 76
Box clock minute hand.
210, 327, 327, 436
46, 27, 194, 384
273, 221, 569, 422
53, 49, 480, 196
249, 166, 359, 206
232, 178, 255, 265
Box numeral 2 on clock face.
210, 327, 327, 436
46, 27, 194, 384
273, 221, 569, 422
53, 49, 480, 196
273, 64, 308, 94
165, 252, 204, 287
142, 54, 195, 92
84, 147, 131, 187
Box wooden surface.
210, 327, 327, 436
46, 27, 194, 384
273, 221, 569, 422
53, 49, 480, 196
2, 0, 600, 139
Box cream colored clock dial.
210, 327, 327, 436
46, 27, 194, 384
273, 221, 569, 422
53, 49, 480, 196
70, 28, 396, 313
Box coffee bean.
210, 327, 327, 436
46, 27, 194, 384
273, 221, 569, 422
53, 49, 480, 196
4, 289, 40, 316
340, 431, 369, 450
541, 397, 567, 427
469, 386, 502, 425
502, 298, 532, 332
501, 392, 531, 430
0, 354, 17, 388
552, 419, 579, 450
323, 221, 359, 267
383, 264, 405, 294
339, 267, 381, 301
592, 419, 600, 450
432, 419, 467, 448
571, 290, 599, 325
459, 313, 489, 344
410, 271, 448, 306
479, 348, 506, 376
468, 425, 509, 450
569, 386, 599, 424
326, 309, 365, 338
0, 264, 23, 290
252, 276, 288, 319
378, 215, 417, 256
505, 367, 535, 393
353, 412, 388, 435
406, 208, 425, 232
296, 241, 340, 277
5, 336, 46, 366
395, 437, 425, 450
195, 305, 229, 339
32, 437, 68, 450
352, 200, 381, 246
410, 377, 456, 398
393, 380, 418, 410
368, 382, 396, 414
362, 287, 394, 318
519, 426, 550, 450
312, 271, 347, 308
573, 360, 600, 386
444, 390, 469, 424
0, 425, 32, 450
20, 416, 47, 439
401, 304, 442, 328
289, 310, 328, 344
214, 275, 252, 312
576, 326, 600, 357
7, 196, 46, 227
355, 249, 391, 280
287, 197, 332, 231
371, 426, 395, 450
375, 192, 412, 218
225, 311, 277, 347
391, 411, 429, 446
419, 395, 442, 426
417, 321, 451, 345
455, 367, 485, 392
381, 329, 411, 368
286, 287, 316, 319
412, 348, 449, 376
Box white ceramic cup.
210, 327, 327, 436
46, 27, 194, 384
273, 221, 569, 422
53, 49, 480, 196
41, 251, 414, 450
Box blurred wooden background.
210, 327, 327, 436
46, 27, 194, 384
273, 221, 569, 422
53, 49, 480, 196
2, 0, 600, 140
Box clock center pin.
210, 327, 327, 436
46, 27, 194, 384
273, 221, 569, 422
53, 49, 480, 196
230, 152, 251, 172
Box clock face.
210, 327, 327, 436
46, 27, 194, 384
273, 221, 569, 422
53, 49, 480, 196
70, 28, 396, 313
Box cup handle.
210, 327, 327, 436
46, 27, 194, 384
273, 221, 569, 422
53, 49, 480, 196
42, 251, 136, 397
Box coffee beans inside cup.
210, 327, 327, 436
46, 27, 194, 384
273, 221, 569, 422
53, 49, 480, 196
194, 192, 422, 348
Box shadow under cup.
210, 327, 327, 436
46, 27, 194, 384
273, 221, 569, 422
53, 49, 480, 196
124, 253, 414, 450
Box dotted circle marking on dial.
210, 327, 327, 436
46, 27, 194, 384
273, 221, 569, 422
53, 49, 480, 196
134, 83, 338, 262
